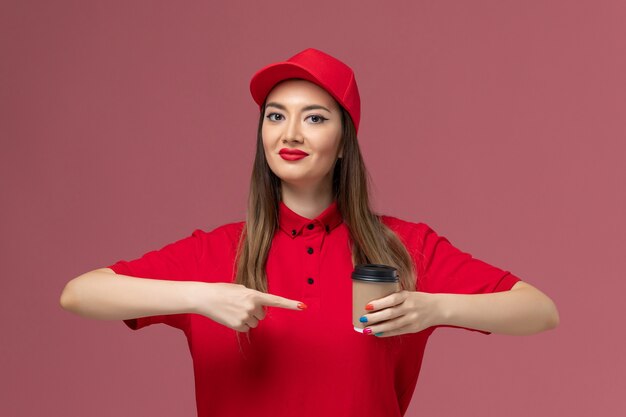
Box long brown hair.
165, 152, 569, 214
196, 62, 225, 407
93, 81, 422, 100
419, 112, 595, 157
234, 99, 417, 294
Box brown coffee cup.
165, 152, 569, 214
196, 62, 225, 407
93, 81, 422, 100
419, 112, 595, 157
352, 264, 400, 333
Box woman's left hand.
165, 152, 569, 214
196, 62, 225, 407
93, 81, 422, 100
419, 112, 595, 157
358, 290, 443, 337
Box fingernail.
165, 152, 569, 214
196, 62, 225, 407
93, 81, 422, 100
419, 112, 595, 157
297, 302, 307, 310
365, 304, 374, 311
374, 332, 384, 337
363, 328, 372, 335
359, 316, 368, 323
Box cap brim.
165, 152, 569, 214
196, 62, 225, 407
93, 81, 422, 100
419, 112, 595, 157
250, 62, 329, 108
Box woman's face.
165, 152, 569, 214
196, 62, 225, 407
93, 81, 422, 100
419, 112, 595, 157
262, 79, 343, 191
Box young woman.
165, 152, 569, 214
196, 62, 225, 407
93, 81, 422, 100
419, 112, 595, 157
60, 48, 559, 417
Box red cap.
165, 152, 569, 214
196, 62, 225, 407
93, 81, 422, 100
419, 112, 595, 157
249, 48, 361, 134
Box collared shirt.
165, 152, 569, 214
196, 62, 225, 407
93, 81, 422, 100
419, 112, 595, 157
107, 199, 522, 417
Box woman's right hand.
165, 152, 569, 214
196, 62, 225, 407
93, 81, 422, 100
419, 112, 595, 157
191, 282, 306, 332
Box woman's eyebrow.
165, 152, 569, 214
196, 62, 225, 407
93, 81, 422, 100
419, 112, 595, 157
265, 102, 331, 113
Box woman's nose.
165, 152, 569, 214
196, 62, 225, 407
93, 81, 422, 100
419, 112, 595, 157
283, 117, 304, 142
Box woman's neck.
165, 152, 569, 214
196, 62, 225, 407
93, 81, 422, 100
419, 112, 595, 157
280, 184, 334, 220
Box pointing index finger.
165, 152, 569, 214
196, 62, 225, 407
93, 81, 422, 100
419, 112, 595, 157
259, 292, 307, 310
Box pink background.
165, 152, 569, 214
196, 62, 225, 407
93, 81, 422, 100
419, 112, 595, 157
2, 1, 624, 416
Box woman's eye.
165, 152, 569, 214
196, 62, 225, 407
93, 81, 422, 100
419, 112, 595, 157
265, 113, 327, 123
307, 115, 328, 124
266, 113, 282, 121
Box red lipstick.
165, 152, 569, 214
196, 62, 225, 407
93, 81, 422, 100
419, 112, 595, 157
279, 148, 309, 161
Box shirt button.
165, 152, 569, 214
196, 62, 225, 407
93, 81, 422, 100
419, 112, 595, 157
325, 225, 330, 233
307, 223, 314, 230
307, 277, 314, 284
291, 229, 296, 236
307, 247, 314, 254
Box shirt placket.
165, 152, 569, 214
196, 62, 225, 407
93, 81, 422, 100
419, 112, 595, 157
300, 220, 325, 310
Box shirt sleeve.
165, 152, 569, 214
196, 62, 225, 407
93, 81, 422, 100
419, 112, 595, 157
106, 228, 206, 332
415, 223, 523, 335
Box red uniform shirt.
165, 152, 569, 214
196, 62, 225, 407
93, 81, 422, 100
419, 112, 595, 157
108, 200, 521, 417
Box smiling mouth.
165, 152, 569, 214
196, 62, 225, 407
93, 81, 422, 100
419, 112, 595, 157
279, 153, 308, 161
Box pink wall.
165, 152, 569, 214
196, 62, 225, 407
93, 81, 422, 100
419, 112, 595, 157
2, 1, 624, 416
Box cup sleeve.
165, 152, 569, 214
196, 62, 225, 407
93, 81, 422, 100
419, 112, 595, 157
106, 228, 206, 332
414, 223, 523, 335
